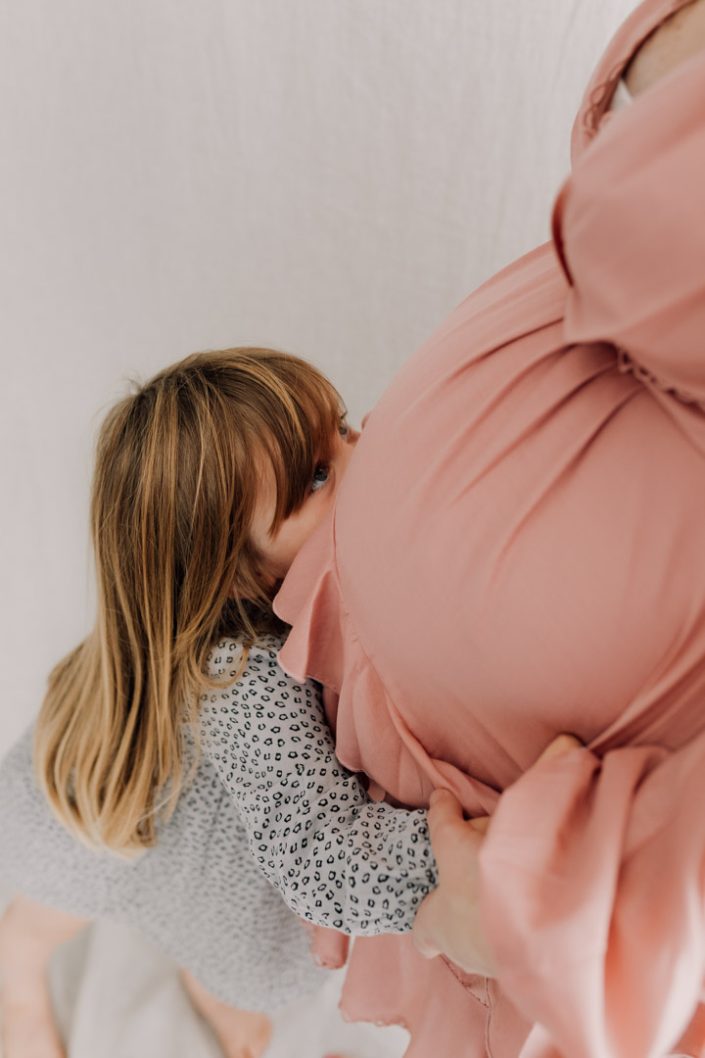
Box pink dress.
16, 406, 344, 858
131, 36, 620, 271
274, 2, 705, 1055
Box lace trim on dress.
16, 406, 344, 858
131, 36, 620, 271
616, 347, 705, 411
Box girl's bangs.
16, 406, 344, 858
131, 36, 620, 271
263, 367, 345, 534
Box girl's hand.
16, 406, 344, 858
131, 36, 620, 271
412, 734, 582, 976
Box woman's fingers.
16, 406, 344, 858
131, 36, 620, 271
430, 788, 489, 836
428, 789, 483, 850
534, 733, 582, 765
469, 815, 490, 834
428, 734, 582, 844
427, 789, 464, 840
416, 738, 583, 975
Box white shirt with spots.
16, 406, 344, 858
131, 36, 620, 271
0, 634, 437, 1009
200, 635, 437, 934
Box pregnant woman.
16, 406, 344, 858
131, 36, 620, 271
3, 2, 703, 1057
270, 1, 705, 1055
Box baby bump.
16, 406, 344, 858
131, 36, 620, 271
336, 339, 705, 791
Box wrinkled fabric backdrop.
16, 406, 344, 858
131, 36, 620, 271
0, 2, 636, 1056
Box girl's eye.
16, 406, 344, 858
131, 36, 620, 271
339, 421, 350, 439
311, 463, 330, 493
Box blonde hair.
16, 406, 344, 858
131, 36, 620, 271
35, 348, 345, 854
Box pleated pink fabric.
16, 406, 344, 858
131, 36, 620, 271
274, 2, 705, 1055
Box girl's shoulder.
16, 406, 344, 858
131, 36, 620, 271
197, 634, 325, 763
200, 633, 309, 722
204, 633, 286, 680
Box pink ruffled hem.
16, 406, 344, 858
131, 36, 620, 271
275, 521, 522, 1055
273, 510, 501, 817
323, 933, 530, 1058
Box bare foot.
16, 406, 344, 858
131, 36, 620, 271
0, 898, 85, 1058
0, 912, 65, 1058
0, 997, 66, 1058
180, 969, 272, 1058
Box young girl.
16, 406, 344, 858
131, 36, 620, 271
9, 4, 698, 1053
0, 347, 433, 1058
2, 348, 565, 1058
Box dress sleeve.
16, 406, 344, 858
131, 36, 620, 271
553, 51, 705, 411
478, 735, 705, 1058
199, 638, 437, 935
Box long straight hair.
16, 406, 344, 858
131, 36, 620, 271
35, 348, 344, 854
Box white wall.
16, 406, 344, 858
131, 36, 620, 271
0, 0, 636, 757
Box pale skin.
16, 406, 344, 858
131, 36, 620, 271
0, 896, 272, 1058
5, 4, 705, 1052
411, 735, 583, 976
248, 420, 361, 580
623, 0, 705, 97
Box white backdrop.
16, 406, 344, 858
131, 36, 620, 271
0, 0, 637, 755
0, 2, 639, 1055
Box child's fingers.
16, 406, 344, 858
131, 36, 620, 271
309, 926, 350, 969
535, 733, 582, 765
429, 787, 458, 806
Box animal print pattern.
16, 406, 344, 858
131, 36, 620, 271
0, 635, 436, 1009
201, 636, 437, 934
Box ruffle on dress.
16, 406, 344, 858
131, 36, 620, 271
273, 3, 705, 1056
275, 513, 520, 1057
479, 733, 705, 1058
275, 510, 502, 817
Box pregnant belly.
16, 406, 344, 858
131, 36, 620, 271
336, 347, 705, 790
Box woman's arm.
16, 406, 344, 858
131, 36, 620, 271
554, 46, 705, 417
623, 0, 705, 97
411, 735, 581, 978
474, 735, 705, 1058
199, 638, 438, 935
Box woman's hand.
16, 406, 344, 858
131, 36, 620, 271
411, 787, 496, 976
412, 734, 582, 976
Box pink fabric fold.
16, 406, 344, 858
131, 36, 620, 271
275, 2, 705, 1055
276, 513, 502, 816
556, 49, 705, 424
479, 738, 705, 1058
